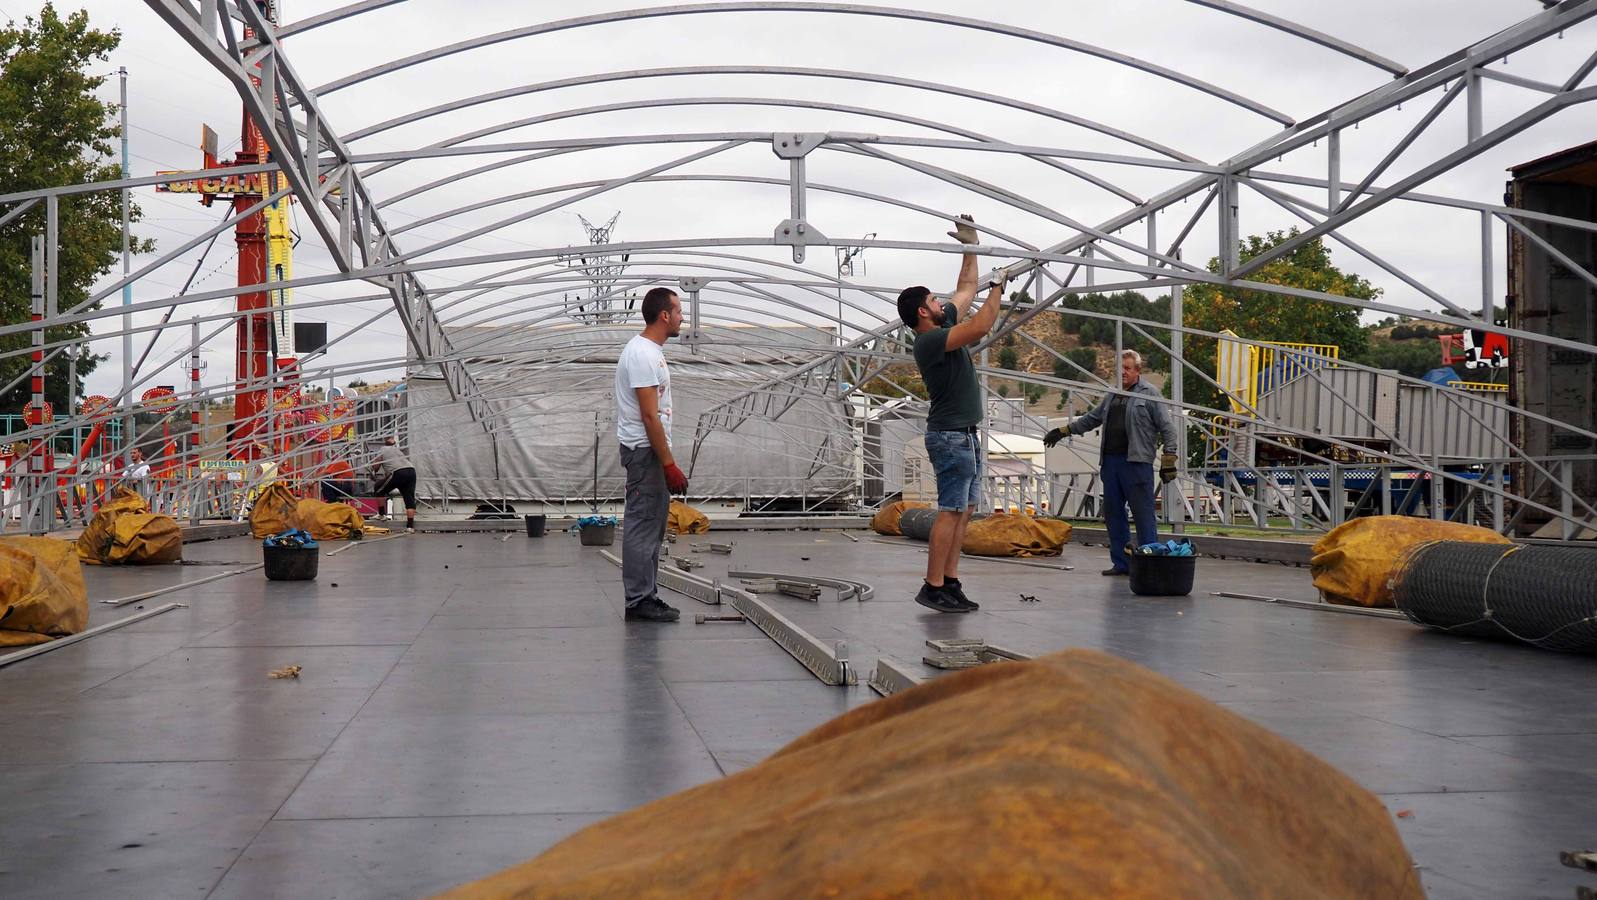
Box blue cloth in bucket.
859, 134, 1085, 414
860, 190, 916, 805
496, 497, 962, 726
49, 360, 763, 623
1135, 538, 1193, 557
263, 528, 319, 550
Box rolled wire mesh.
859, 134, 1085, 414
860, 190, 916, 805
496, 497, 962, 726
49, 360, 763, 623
1391, 541, 1597, 652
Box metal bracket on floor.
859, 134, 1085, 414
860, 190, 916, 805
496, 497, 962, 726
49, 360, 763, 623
923, 638, 1033, 669
867, 656, 925, 697
0, 603, 186, 668
725, 586, 855, 686
728, 569, 873, 601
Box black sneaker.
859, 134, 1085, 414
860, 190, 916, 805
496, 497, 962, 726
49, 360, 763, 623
625, 597, 681, 622
914, 582, 967, 614
1102, 567, 1129, 577
942, 578, 979, 611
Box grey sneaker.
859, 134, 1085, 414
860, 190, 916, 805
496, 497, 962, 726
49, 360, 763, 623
625, 597, 681, 622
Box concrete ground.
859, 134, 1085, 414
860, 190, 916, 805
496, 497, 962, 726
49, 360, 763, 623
1, 527, 1593, 899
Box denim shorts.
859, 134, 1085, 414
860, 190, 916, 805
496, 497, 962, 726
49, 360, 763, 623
925, 429, 983, 512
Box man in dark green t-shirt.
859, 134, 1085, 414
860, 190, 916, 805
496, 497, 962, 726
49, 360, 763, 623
896, 215, 1009, 614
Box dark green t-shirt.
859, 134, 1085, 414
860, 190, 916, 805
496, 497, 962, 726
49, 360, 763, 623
913, 303, 982, 430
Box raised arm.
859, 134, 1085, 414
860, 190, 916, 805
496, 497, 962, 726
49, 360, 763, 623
948, 251, 979, 317
944, 273, 1008, 351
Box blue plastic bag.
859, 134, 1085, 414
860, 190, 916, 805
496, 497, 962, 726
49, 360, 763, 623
1135, 538, 1193, 557
263, 528, 319, 549
573, 515, 617, 532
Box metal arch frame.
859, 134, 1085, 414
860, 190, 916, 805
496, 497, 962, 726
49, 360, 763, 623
142, 0, 504, 438
343, 64, 1200, 163
276, 0, 1406, 79
306, 2, 1295, 123
7, 2, 1593, 538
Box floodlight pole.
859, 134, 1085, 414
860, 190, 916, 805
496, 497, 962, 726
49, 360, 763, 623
120, 66, 133, 465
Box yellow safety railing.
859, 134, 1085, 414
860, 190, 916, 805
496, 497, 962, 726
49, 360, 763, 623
1216, 331, 1341, 415
1446, 380, 1509, 393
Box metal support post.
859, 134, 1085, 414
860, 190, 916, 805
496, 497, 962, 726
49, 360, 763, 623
1168, 269, 1185, 531
1466, 68, 1484, 142
120, 66, 133, 468
26, 235, 50, 533
1327, 128, 1341, 210
1481, 210, 1494, 320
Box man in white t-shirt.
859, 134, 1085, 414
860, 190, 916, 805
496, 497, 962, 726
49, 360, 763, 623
614, 287, 690, 622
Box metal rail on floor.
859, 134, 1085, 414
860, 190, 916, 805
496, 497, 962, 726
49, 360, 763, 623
867, 656, 925, 697
598, 549, 855, 685
0, 603, 186, 668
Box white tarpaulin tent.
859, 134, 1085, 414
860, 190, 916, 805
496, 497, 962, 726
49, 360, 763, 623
405, 324, 856, 506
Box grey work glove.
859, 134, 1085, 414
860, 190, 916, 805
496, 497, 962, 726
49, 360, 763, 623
1159, 452, 1178, 485
947, 214, 978, 245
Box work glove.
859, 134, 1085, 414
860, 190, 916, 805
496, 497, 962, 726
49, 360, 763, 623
947, 213, 978, 245
1043, 427, 1065, 448
663, 462, 689, 494
1159, 453, 1178, 485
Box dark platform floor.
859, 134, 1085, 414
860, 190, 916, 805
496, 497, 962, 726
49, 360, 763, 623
1, 529, 1593, 899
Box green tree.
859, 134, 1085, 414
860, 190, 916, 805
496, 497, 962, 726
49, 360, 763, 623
997, 346, 1018, 370
1, 5, 153, 412
1181, 230, 1377, 409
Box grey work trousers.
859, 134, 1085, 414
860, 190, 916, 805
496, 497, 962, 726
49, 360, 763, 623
620, 442, 670, 608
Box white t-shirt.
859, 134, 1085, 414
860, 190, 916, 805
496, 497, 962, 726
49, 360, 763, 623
614, 334, 672, 449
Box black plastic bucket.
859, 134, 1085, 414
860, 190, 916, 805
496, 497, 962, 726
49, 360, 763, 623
525, 514, 547, 537
579, 523, 615, 546
264, 544, 319, 581
1128, 554, 1195, 596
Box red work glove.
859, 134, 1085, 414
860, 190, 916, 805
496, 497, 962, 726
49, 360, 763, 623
663, 462, 689, 494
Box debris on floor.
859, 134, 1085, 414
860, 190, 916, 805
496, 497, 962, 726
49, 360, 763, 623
268, 665, 302, 679
922, 638, 1032, 669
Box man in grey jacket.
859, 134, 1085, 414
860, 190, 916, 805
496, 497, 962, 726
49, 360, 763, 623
1044, 350, 1180, 576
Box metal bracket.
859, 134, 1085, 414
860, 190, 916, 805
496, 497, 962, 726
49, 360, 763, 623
774, 218, 829, 264
729, 569, 872, 601
867, 656, 925, 697
771, 132, 826, 159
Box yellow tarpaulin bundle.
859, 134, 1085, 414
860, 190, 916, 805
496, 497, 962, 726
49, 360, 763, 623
870, 500, 928, 536
1311, 515, 1513, 607
961, 513, 1071, 557
440, 649, 1421, 900
666, 501, 710, 535
76, 487, 183, 565
0, 536, 88, 647
293, 498, 365, 541
250, 482, 300, 538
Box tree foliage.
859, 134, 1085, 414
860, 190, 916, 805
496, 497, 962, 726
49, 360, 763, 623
1, 4, 153, 412
1180, 230, 1377, 409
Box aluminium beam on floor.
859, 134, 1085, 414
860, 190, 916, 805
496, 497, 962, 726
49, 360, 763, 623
723, 585, 855, 686
101, 565, 264, 607
1209, 591, 1406, 619
0, 603, 185, 668
599, 549, 720, 605
867, 656, 925, 697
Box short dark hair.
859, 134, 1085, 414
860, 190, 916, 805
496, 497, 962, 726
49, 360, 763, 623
642, 287, 678, 324
897, 286, 931, 328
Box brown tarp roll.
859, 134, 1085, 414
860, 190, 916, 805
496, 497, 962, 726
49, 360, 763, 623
666, 501, 710, 535
869, 499, 929, 536
961, 513, 1072, 557
250, 482, 300, 538
440, 649, 1421, 900
76, 487, 182, 565
293, 498, 365, 541
0, 536, 88, 647
1311, 515, 1512, 607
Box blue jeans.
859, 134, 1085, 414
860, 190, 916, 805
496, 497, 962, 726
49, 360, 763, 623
1103, 453, 1157, 572
924, 430, 983, 512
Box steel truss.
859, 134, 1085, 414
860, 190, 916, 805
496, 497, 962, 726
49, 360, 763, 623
1, 1, 1593, 538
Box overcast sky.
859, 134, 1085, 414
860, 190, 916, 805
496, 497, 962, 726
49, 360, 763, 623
10, 1, 1592, 399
